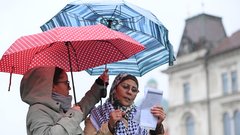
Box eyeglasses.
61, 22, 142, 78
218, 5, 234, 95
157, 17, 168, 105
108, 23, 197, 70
56, 80, 70, 85
120, 82, 139, 94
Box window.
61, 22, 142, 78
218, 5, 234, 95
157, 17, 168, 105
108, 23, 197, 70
183, 82, 190, 103
186, 115, 195, 135
234, 110, 240, 135
222, 73, 228, 95
231, 71, 238, 93
223, 112, 232, 135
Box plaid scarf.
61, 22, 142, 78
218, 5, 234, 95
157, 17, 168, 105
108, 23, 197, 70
90, 100, 148, 135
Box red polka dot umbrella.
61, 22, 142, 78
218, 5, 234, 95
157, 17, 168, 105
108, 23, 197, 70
0, 24, 144, 103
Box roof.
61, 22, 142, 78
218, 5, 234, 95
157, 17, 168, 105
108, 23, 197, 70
177, 13, 226, 57
210, 30, 240, 56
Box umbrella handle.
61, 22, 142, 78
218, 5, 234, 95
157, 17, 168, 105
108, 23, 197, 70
100, 65, 108, 98
103, 65, 107, 88
103, 64, 108, 97
8, 66, 14, 91
100, 65, 108, 105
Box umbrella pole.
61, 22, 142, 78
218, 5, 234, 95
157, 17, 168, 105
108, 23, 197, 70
100, 64, 108, 105
65, 41, 77, 104
103, 64, 107, 97
103, 64, 107, 90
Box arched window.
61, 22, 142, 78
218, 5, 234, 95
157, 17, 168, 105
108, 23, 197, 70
234, 110, 240, 135
186, 115, 195, 135
223, 112, 232, 135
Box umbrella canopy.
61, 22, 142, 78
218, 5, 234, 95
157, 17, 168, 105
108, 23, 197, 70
0, 24, 144, 74
40, 0, 175, 76
0, 24, 144, 103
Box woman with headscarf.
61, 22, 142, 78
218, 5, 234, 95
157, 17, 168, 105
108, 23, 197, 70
84, 73, 165, 135
20, 66, 109, 135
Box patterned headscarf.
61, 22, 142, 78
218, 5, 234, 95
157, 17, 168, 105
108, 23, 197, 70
109, 72, 138, 103
90, 73, 148, 134
108, 73, 139, 120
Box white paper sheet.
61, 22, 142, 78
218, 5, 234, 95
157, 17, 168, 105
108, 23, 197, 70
139, 87, 163, 130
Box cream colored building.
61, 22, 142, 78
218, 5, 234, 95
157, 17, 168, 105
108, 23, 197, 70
163, 13, 240, 135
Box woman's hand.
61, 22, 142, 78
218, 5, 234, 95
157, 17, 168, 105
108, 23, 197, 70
72, 104, 81, 111
99, 69, 109, 84
108, 109, 124, 133
108, 109, 126, 133
150, 105, 166, 134
108, 109, 124, 127
151, 105, 166, 124
99, 69, 109, 98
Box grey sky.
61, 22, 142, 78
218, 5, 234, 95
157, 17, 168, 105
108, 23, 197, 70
0, 0, 240, 134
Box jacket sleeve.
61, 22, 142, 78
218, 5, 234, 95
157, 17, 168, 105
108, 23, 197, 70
84, 117, 113, 135
149, 123, 165, 135
27, 104, 83, 135
77, 78, 106, 118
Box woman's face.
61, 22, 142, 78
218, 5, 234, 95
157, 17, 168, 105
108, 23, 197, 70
114, 79, 139, 107
52, 71, 71, 96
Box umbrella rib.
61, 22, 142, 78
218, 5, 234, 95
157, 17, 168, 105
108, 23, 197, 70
96, 40, 128, 58
118, 24, 159, 40
84, 4, 110, 24
29, 43, 55, 69
65, 9, 145, 27
34, 43, 54, 55
65, 5, 145, 26
109, 5, 119, 20
65, 12, 100, 25
119, 15, 144, 23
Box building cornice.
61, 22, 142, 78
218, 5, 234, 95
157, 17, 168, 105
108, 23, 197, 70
162, 49, 207, 74
168, 92, 240, 111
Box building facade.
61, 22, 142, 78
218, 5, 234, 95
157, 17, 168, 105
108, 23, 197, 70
163, 13, 240, 135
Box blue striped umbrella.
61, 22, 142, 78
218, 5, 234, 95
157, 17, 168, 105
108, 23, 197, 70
41, 0, 175, 76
